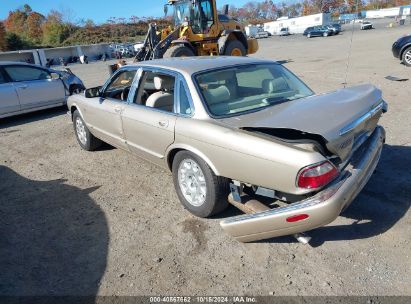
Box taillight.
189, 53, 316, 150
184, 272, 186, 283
297, 161, 339, 189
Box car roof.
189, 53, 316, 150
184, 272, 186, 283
128, 56, 276, 75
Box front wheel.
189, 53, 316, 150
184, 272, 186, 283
73, 110, 102, 151
223, 40, 247, 56
307, 33, 311, 38
323, 32, 328, 37
172, 151, 229, 218
402, 46, 411, 67
163, 45, 195, 58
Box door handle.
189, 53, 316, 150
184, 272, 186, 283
158, 120, 169, 127
17, 84, 28, 90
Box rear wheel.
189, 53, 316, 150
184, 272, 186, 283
172, 151, 229, 218
224, 40, 246, 56
323, 32, 328, 37
402, 46, 411, 67
164, 45, 195, 58
73, 110, 102, 151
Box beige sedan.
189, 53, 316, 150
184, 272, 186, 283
67, 57, 387, 242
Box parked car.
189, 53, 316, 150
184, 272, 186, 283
332, 23, 342, 33
303, 26, 332, 38
361, 21, 373, 30
392, 34, 411, 67
255, 30, 269, 39
278, 27, 290, 36
68, 56, 387, 242
326, 23, 341, 35
0, 62, 85, 119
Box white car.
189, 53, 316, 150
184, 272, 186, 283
278, 28, 290, 36
255, 31, 269, 39
0, 62, 84, 118
361, 21, 373, 30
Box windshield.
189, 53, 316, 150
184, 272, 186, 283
195, 64, 314, 117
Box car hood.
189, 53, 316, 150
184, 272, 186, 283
219, 84, 385, 161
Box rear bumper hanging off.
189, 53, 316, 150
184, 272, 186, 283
220, 126, 385, 242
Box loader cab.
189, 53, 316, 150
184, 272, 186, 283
170, 0, 216, 34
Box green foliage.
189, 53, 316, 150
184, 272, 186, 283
5, 32, 32, 51
0, 22, 7, 51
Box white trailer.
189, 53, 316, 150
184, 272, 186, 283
264, 13, 331, 35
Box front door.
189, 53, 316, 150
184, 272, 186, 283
0, 68, 20, 116
83, 69, 138, 149
4, 65, 65, 110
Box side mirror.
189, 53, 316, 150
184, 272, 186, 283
50, 72, 61, 80
85, 86, 102, 98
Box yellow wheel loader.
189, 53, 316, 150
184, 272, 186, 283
134, 0, 259, 62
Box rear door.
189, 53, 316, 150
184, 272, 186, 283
4, 65, 66, 110
121, 68, 182, 167
0, 67, 20, 116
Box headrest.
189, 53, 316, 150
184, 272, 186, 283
204, 86, 230, 105
262, 78, 289, 94
154, 75, 174, 91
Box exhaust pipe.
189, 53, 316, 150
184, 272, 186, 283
227, 193, 311, 245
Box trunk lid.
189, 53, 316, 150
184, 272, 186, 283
219, 84, 384, 161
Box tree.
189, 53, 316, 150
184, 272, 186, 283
42, 10, 70, 46
0, 22, 7, 51
26, 12, 45, 44
5, 32, 26, 50
4, 9, 27, 35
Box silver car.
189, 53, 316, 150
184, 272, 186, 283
0, 62, 84, 119
68, 57, 387, 242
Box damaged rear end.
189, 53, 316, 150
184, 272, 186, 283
219, 84, 387, 242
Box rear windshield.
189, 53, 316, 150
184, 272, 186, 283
195, 64, 314, 117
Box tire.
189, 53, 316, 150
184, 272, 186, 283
307, 33, 311, 38
163, 45, 195, 58
401, 46, 411, 67
323, 32, 328, 37
223, 40, 247, 56
73, 110, 102, 151
172, 151, 229, 218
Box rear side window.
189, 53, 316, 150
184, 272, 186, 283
4, 66, 50, 82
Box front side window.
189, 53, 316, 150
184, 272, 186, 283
195, 64, 314, 117
192, 0, 214, 34
103, 70, 137, 100
4, 66, 50, 82
173, 1, 191, 26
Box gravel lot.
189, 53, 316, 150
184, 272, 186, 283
0, 21, 410, 297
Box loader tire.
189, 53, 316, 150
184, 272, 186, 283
164, 45, 195, 58
224, 40, 246, 56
